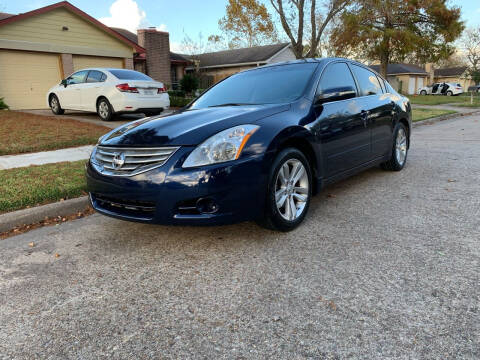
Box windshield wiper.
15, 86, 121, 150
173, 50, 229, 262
208, 103, 260, 107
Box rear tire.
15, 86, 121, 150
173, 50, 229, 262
257, 148, 312, 232
49, 94, 64, 115
381, 123, 408, 171
446, 90, 453, 96
97, 98, 114, 121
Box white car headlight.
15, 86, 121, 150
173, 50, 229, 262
182, 125, 259, 168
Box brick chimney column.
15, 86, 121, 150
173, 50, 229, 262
137, 29, 171, 87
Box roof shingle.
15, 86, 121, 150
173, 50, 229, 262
189, 43, 291, 68
369, 63, 427, 75
434, 66, 468, 77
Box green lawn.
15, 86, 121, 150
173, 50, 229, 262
408, 94, 480, 106
0, 111, 110, 156
0, 160, 87, 213
412, 108, 457, 122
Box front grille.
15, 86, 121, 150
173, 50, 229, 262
92, 193, 155, 219
93, 146, 179, 176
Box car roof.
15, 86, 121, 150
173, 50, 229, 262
240, 57, 387, 79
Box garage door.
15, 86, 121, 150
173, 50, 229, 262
73, 55, 124, 72
0, 50, 62, 110
408, 77, 416, 95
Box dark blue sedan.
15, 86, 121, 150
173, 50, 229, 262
86, 58, 411, 231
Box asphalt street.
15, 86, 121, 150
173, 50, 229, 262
1, 115, 479, 359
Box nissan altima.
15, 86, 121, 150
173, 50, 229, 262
86, 58, 411, 231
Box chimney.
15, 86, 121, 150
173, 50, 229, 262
137, 28, 171, 86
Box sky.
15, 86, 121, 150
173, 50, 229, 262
1, 0, 480, 52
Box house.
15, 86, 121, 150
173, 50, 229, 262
433, 66, 474, 90
368, 64, 428, 95
0, 1, 189, 110
185, 43, 296, 84
0, 1, 143, 110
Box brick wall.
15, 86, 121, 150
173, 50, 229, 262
124, 58, 134, 70
60, 53, 73, 78
137, 29, 170, 86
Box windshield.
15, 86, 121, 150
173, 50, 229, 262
109, 69, 153, 81
190, 63, 318, 109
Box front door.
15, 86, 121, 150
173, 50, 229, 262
57, 70, 88, 109
311, 62, 371, 177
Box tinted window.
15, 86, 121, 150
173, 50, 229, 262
101, 73, 107, 81
190, 63, 318, 109
86, 71, 105, 83
109, 69, 153, 81
67, 70, 88, 85
317, 62, 357, 96
376, 75, 385, 93
351, 65, 383, 96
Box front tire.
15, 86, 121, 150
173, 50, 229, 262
49, 94, 64, 115
97, 98, 114, 121
420, 90, 427, 96
381, 123, 408, 171
258, 148, 312, 231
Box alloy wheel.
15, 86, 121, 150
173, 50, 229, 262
98, 101, 109, 119
395, 128, 407, 166
275, 159, 309, 221
51, 97, 59, 112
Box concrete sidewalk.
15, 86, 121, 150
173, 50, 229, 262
0, 145, 93, 170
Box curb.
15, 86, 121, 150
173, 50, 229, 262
0, 196, 90, 233
413, 109, 480, 128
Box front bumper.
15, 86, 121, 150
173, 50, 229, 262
86, 147, 266, 225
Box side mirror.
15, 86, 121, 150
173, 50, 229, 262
315, 86, 356, 105
61, 79, 68, 87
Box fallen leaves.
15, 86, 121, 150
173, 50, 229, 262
0, 206, 94, 240
28, 242, 35, 247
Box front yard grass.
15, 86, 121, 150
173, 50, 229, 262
0, 160, 87, 213
409, 94, 480, 106
412, 108, 457, 122
0, 111, 110, 156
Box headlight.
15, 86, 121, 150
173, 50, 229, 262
182, 125, 259, 168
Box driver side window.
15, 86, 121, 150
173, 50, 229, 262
67, 70, 88, 85
317, 62, 357, 97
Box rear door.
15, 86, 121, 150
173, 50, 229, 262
312, 62, 371, 177
82, 70, 106, 111
349, 64, 394, 159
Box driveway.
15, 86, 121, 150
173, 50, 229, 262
23, 109, 174, 129
1, 115, 479, 359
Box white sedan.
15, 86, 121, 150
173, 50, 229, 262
47, 68, 170, 120
417, 82, 463, 96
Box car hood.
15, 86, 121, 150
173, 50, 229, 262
101, 104, 290, 146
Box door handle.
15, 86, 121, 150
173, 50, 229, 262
360, 110, 370, 127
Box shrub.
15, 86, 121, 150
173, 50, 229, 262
168, 90, 186, 98
169, 96, 193, 108
0, 97, 9, 110
180, 74, 199, 94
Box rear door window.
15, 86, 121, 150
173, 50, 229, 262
86, 71, 105, 83
351, 65, 383, 96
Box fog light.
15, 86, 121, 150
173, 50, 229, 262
196, 198, 218, 214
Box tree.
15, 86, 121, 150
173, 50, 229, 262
270, 0, 350, 58
219, 0, 278, 48
460, 27, 480, 85
329, 0, 464, 78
